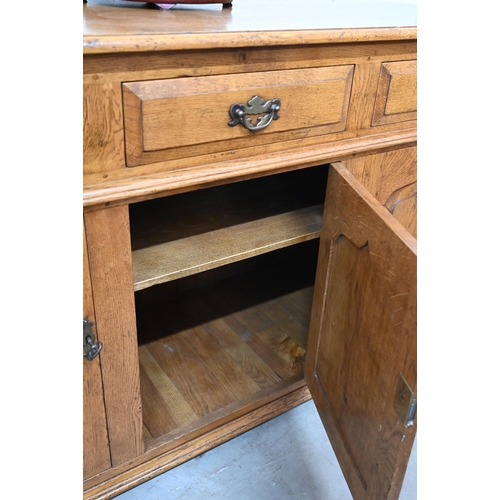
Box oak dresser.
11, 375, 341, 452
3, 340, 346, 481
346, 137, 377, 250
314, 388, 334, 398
83, 1, 417, 499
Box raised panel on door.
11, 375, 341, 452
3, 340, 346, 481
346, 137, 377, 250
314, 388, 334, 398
83, 222, 112, 479
305, 162, 416, 500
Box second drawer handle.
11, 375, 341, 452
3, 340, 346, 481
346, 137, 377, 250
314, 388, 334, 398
228, 95, 281, 133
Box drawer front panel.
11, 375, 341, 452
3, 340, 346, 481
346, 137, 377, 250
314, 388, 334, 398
123, 66, 354, 167
372, 60, 416, 126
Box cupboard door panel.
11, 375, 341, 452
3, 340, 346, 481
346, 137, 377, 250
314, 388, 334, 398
85, 206, 145, 466
305, 162, 416, 500
83, 222, 112, 479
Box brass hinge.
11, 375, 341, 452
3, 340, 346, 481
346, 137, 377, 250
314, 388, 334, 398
393, 374, 417, 427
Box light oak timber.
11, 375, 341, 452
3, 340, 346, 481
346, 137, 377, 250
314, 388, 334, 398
84, 206, 144, 466
179, 291, 285, 389
384, 182, 417, 214
254, 297, 311, 351
83, 4, 417, 497
84, 0, 416, 53
372, 60, 417, 126
139, 346, 198, 435
230, 265, 314, 350
87, 119, 416, 180
343, 146, 417, 236
342, 147, 416, 199
123, 65, 353, 167
84, 83, 126, 174
305, 162, 416, 500
130, 166, 326, 289
83, 223, 112, 479
144, 325, 256, 416
133, 240, 318, 309
346, 62, 383, 131
133, 204, 322, 290
389, 191, 417, 239
197, 282, 306, 380
84, 118, 415, 178
83, 42, 417, 85
84, 28, 417, 55
134, 252, 315, 444
138, 356, 193, 438
83, 384, 311, 500
83, 128, 416, 211
129, 165, 326, 248
254, 325, 307, 376
141, 374, 307, 453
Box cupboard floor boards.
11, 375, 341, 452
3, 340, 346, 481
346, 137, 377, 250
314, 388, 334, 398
136, 244, 317, 449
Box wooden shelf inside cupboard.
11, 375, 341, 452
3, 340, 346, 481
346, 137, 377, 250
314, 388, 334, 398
129, 166, 328, 291
134, 242, 319, 451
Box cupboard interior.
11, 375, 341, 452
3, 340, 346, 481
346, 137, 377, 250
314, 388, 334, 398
129, 165, 329, 450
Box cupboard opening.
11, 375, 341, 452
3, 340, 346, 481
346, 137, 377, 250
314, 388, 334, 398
128, 165, 329, 450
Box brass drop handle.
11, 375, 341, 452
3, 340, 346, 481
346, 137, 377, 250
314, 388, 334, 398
228, 95, 281, 133
83, 318, 103, 361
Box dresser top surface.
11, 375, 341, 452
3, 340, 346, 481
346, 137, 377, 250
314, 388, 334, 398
84, 0, 417, 54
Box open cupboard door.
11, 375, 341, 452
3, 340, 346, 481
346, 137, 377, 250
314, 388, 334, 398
305, 162, 416, 500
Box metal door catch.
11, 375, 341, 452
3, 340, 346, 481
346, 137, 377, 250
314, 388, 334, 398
393, 374, 417, 427
83, 318, 103, 361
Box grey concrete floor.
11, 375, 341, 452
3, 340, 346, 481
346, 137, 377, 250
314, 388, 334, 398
116, 400, 416, 499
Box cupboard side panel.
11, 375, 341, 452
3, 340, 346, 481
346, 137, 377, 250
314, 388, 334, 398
83, 222, 112, 479
84, 206, 144, 466
343, 146, 417, 236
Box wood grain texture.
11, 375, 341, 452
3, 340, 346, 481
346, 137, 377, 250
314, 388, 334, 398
346, 62, 382, 131
180, 292, 283, 390
84, 128, 416, 211
130, 164, 327, 248
83, 0, 416, 55
83, 28, 417, 55
83, 7, 418, 497
139, 346, 198, 435
372, 60, 417, 126
83, 222, 112, 480
83, 37, 413, 184
83, 384, 311, 500
133, 246, 316, 444
84, 206, 144, 466
133, 205, 322, 289
343, 146, 416, 236
305, 162, 416, 500
123, 66, 353, 166
83, 83, 125, 174
384, 181, 417, 239
130, 166, 327, 289
84, 42, 417, 85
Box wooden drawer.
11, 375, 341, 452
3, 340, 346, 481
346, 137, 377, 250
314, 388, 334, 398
123, 65, 354, 167
372, 60, 416, 126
